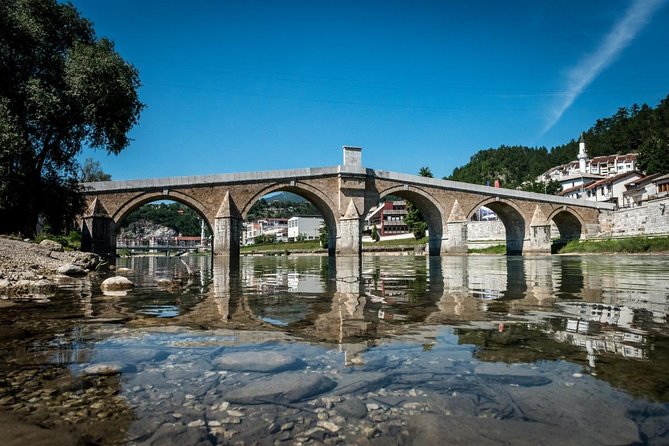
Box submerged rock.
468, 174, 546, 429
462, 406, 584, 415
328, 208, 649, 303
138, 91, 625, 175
406, 414, 639, 446
224, 373, 336, 404
101, 276, 134, 292
212, 351, 305, 373
30, 279, 57, 294
0, 278, 56, 297
0, 413, 79, 446
157, 278, 183, 289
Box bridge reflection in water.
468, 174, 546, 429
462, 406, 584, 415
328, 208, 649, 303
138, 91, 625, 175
99, 254, 669, 402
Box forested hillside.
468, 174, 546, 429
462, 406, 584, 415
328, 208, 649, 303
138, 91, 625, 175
447, 94, 669, 189
121, 202, 205, 236
246, 195, 319, 221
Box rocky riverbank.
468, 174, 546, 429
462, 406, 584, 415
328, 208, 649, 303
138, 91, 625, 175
0, 236, 102, 298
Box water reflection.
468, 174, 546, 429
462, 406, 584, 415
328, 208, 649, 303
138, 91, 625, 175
1, 254, 668, 444
100, 255, 669, 394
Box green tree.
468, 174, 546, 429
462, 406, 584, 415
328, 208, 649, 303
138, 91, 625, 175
636, 96, 669, 174
254, 233, 276, 244
80, 157, 112, 182
121, 202, 207, 236
371, 224, 380, 242
518, 179, 562, 195
0, 0, 143, 236
637, 134, 669, 174
418, 166, 433, 178
318, 224, 328, 248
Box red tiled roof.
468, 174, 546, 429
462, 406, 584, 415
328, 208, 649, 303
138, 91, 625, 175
583, 170, 642, 190
589, 153, 637, 164
558, 184, 583, 196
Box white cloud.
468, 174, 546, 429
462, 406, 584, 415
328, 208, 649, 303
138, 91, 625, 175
541, 0, 666, 136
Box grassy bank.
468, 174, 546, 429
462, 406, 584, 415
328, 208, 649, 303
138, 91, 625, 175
241, 240, 323, 254
363, 237, 427, 247
240, 237, 428, 255
558, 236, 669, 254
468, 244, 506, 254
236, 235, 669, 256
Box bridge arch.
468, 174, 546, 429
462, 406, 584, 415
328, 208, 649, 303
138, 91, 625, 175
111, 192, 212, 251
375, 185, 446, 255
467, 198, 526, 255
240, 182, 339, 253
548, 207, 585, 250
112, 191, 212, 228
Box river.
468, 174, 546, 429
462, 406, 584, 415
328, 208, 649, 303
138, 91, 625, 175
0, 254, 668, 445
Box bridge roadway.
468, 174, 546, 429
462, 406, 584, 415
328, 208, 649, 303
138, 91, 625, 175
80, 147, 614, 257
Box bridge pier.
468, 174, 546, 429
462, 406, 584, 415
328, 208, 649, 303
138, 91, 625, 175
213, 192, 242, 257
337, 212, 362, 256
524, 223, 552, 255
445, 221, 468, 254
80, 198, 115, 258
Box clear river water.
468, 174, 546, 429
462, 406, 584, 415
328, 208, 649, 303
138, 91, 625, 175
1, 254, 668, 445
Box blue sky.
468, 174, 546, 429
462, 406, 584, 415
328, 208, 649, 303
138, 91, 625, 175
72, 0, 669, 181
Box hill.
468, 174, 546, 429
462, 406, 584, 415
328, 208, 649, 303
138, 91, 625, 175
447, 94, 669, 190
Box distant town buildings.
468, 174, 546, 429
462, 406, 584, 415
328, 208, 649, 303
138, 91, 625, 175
287, 216, 323, 242
242, 218, 288, 245
538, 134, 669, 207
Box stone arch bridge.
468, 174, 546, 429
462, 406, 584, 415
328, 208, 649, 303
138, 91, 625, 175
80, 147, 614, 257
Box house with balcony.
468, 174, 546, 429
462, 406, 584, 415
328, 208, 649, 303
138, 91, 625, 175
560, 170, 644, 206
364, 201, 410, 237
622, 173, 669, 207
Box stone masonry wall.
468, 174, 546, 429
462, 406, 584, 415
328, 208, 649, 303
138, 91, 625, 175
599, 196, 669, 238
467, 221, 506, 248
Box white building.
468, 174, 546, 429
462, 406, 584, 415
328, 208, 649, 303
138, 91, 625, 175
287, 216, 324, 241
622, 173, 669, 207
559, 170, 643, 206
538, 134, 638, 191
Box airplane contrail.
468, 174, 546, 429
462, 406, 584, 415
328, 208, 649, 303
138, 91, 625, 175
541, 0, 666, 137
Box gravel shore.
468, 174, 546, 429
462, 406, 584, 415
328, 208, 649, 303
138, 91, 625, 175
0, 236, 102, 297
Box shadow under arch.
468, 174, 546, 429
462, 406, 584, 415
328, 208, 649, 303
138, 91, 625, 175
548, 207, 585, 252
112, 191, 214, 251
375, 186, 445, 255
240, 183, 339, 256
468, 198, 526, 255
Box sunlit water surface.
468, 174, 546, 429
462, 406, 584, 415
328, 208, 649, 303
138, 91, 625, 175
1, 255, 668, 445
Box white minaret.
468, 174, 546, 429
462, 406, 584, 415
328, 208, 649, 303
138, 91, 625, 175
578, 133, 588, 174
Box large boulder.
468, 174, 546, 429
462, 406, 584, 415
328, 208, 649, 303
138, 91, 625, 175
72, 252, 101, 270
101, 276, 134, 292
56, 264, 86, 276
